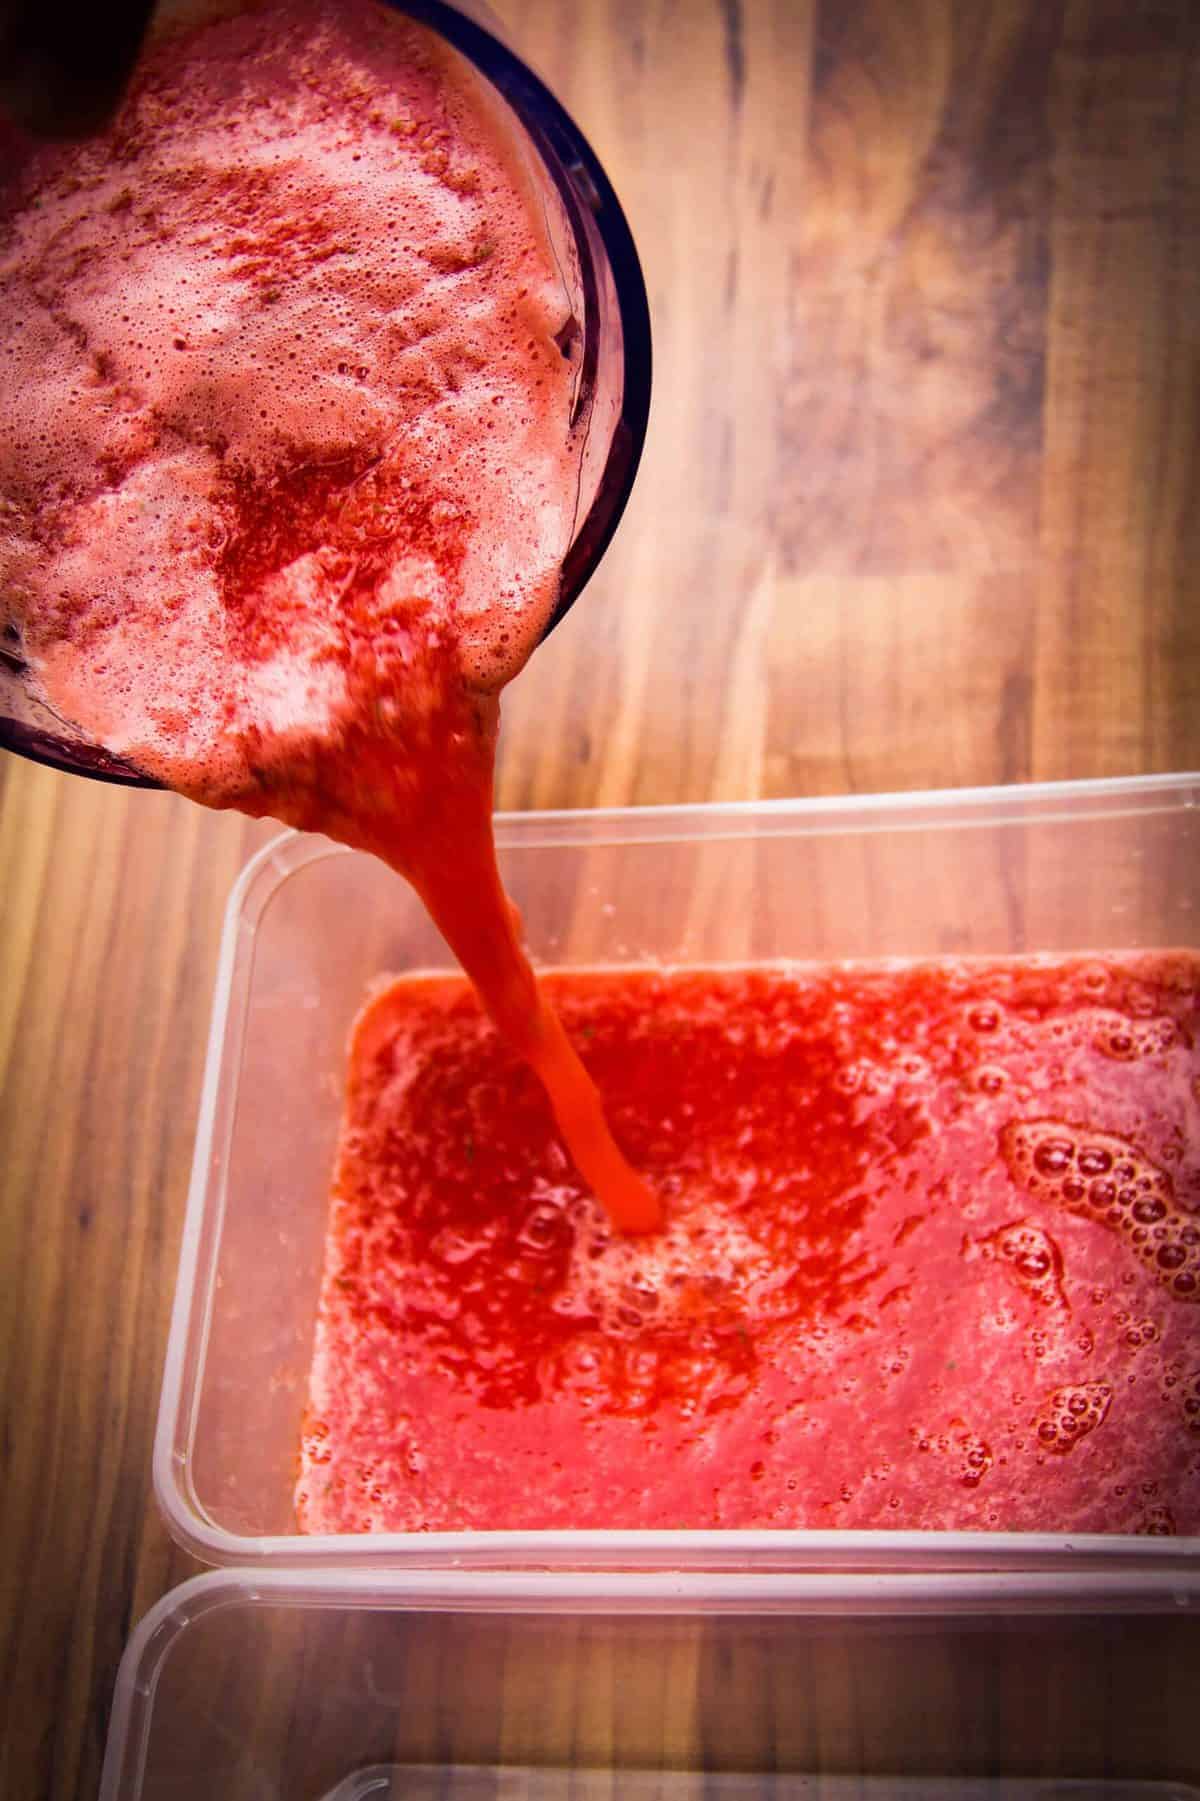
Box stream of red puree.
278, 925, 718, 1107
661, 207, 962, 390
301, 955, 1200, 1534
0, 0, 657, 1233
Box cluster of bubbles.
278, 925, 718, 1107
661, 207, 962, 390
1033, 1381, 1113, 1454
1001, 1118, 1200, 1303
300, 1412, 332, 1467
912, 1423, 995, 1488
973, 1217, 1067, 1309
548, 1192, 776, 1341
1117, 1313, 1160, 1351
960, 985, 1187, 1105
1090, 1011, 1179, 1061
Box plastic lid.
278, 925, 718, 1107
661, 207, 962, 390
100, 1570, 1200, 1799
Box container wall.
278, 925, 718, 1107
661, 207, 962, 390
187, 840, 442, 1535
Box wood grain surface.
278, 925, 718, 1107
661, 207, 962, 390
2, 1, 1199, 1796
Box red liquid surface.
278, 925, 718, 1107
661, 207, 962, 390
298, 952, 1200, 1535
1, 0, 657, 1232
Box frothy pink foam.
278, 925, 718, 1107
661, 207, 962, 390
0, 0, 582, 800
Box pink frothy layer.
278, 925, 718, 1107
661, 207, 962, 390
0, 0, 582, 801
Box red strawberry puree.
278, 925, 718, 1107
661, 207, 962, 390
299, 953, 1200, 1534
0, 0, 658, 1232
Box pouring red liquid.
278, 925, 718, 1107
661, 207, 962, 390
0, 0, 660, 1232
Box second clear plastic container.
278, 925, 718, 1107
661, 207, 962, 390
100, 1568, 1200, 1799
155, 774, 1200, 1571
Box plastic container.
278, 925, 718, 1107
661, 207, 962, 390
155, 773, 1200, 1570
100, 1567, 1200, 1799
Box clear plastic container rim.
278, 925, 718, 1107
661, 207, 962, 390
236, 769, 1198, 863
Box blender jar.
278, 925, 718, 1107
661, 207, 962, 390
0, 0, 652, 784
